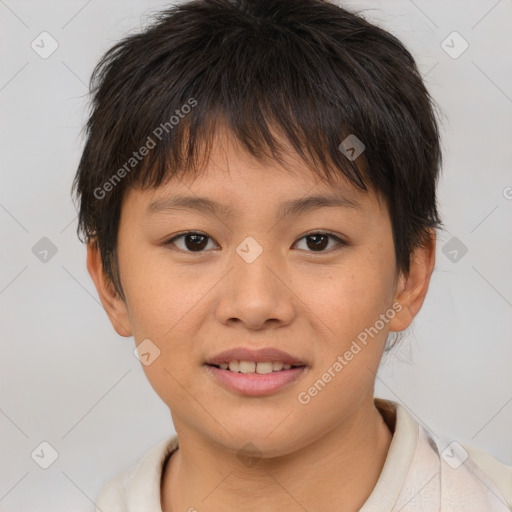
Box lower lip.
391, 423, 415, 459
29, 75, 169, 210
205, 365, 307, 396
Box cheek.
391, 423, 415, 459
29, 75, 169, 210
119, 245, 205, 341
294, 255, 395, 421
122, 236, 396, 353
121, 250, 212, 408
311, 252, 396, 342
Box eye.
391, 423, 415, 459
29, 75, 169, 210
294, 232, 346, 252
164, 230, 347, 253
165, 231, 218, 252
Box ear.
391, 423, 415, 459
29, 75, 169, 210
388, 229, 436, 332
86, 241, 133, 337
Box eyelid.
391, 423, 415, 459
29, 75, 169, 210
164, 231, 219, 251
299, 229, 346, 241
293, 230, 347, 251
164, 230, 348, 253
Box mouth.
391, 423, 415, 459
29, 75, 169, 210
205, 361, 306, 374
204, 349, 308, 396
204, 347, 308, 396
205, 347, 308, 370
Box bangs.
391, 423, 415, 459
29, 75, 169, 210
74, 0, 442, 295
85, 7, 379, 195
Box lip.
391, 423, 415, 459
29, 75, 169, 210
205, 347, 307, 366
205, 364, 307, 397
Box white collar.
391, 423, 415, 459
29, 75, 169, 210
98, 398, 511, 512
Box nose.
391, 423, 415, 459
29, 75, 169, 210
214, 243, 296, 330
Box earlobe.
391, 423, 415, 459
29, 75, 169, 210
388, 299, 413, 332
86, 241, 133, 338
388, 229, 436, 333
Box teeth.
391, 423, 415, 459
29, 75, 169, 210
217, 360, 300, 373
256, 362, 273, 374
239, 361, 256, 373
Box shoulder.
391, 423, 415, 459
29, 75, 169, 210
417, 424, 512, 511
95, 435, 179, 512
460, 441, 512, 508
94, 465, 134, 512
379, 399, 512, 511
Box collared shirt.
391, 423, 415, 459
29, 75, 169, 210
95, 398, 512, 511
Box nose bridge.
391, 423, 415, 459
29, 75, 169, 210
233, 234, 281, 296
216, 234, 295, 328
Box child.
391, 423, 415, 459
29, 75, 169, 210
72, 0, 512, 510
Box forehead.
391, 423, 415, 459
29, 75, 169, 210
124, 121, 389, 219
125, 173, 390, 236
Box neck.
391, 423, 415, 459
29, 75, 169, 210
162, 397, 392, 512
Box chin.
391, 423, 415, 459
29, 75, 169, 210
212, 423, 304, 459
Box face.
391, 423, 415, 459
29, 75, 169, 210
89, 125, 433, 458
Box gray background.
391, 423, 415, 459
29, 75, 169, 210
1, 0, 511, 510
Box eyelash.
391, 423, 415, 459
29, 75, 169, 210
163, 231, 347, 254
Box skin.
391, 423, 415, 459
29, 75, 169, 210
87, 124, 435, 511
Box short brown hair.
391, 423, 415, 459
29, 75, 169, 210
72, 0, 443, 299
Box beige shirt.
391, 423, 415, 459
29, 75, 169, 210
95, 399, 512, 511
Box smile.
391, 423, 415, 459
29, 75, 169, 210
208, 360, 305, 374
205, 363, 307, 396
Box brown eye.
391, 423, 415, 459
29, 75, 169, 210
294, 232, 346, 252
306, 234, 329, 251
165, 231, 346, 254
166, 232, 217, 252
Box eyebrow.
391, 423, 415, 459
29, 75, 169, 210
146, 193, 360, 219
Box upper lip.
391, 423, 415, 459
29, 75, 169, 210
205, 347, 307, 366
